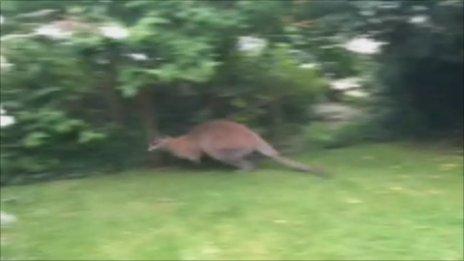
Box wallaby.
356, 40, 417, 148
148, 120, 325, 176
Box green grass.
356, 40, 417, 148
1, 143, 463, 260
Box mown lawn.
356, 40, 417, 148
1, 143, 463, 260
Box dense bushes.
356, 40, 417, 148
0, 1, 329, 184
1, 0, 462, 185
366, 0, 463, 137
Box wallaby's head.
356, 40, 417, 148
148, 136, 171, 151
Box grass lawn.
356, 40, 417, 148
1, 143, 463, 260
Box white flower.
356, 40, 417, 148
100, 25, 129, 39
412, 5, 428, 11
0, 15, 4, 25
379, 2, 400, 9
127, 53, 148, 61
359, 10, 375, 17
1, 106, 15, 128
237, 36, 267, 55
1, 115, 15, 127
299, 63, 317, 69
330, 77, 361, 91
345, 89, 369, 98
409, 15, 428, 24
344, 37, 385, 54
35, 24, 72, 39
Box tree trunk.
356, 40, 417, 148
102, 80, 124, 125
136, 87, 159, 166
103, 54, 125, 126
271, 98, 283, 142
137, 88, 157, 141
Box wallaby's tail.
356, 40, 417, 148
271, 155, 326, 177
271, 155, 311, 172
254, 135, 326, 177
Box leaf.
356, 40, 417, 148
54, 119, 84, 133
125, 0, 148, 8
119, 82, 141, 98
78, 131, 106, 144
29, 87, 62, 99
231, 98, 247, 108
23, 132, 49, 148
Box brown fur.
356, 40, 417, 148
149, 120, 325, 176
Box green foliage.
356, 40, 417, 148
0, 34, 108, 181
303, 120, 390, 149
358, 1, 463, 135
288, 0, 463, 136
0, 0, 331, 184
198, 43, 329, 141
5, 0, 459, 183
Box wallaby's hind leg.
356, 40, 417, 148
226, 159, 255, 171
206, 148, 255, 171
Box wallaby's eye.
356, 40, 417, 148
151, 136, 167, 146
148, 138, 161, 151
